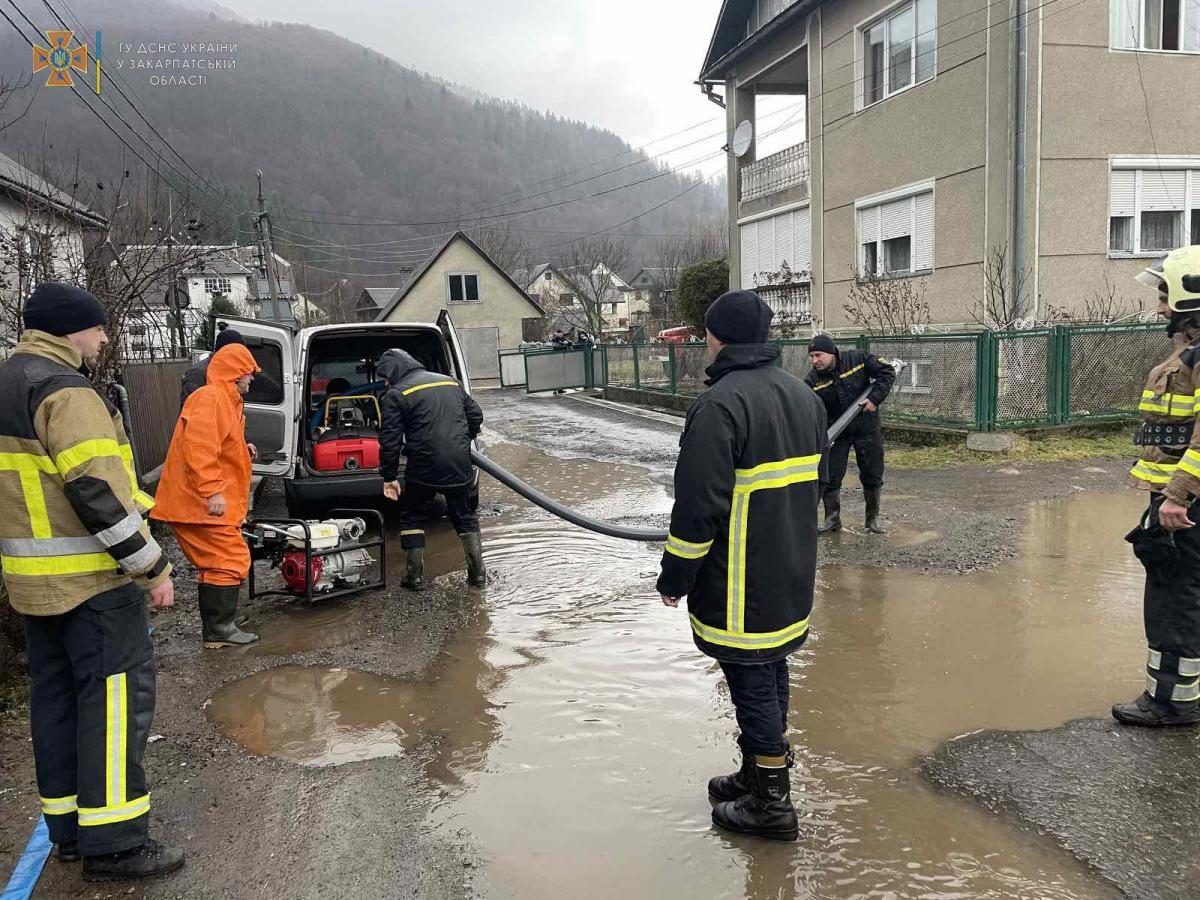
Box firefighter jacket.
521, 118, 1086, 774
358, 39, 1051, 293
804, 349, 896, 437
657, 343, 827, 663
152, 344, 259, 527
378, 349, 483, 488
0, 330, 170, 617
1130, 320, 1200, 506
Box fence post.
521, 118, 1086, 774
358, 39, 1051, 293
668, 343, 677, 395
602, 345, 609, 388
974, 331, 996, 432
1053, 326, 1072, 425
856, 334, 869, 352
633, 343, 641, 391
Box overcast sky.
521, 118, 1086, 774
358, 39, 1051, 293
218, 0, 806, 175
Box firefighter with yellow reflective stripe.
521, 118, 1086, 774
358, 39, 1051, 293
657, 291, 826, 842
0, 284, 184, 880
377, 348, 485, 590
1114, 246, 1200, 727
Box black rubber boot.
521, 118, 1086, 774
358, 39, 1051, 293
711, 755, 799, 842
1112, 692, 1200, 727
460, 532, 486, 587
82, 839, 185, 882
200, 584, 258, 649
864, 488, 886, 534
403, 548, 424, 591
709, 741, 794, 804
57, 840, 81, 863
818, 492, 841, 534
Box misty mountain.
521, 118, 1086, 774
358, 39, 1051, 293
0, 0, 724, 298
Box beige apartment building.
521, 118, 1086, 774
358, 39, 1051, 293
701, 0, 1200, 327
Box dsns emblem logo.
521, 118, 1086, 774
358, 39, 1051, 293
32, 30, 88, 87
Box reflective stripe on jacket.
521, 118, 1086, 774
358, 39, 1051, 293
657, 343, 827, 663
0, 331, 170, 616
804, 348, 895, 437
1131, 324, 1200, 505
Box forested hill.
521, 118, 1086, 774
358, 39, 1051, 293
0, 0, 724, 290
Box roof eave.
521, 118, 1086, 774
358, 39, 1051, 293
699, 0, 817, 83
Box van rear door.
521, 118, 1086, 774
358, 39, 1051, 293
436, 309, 472, 390
214, 317, 297, 477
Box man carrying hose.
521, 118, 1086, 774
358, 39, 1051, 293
658, 290, 826, 842
805, 335, 896, 534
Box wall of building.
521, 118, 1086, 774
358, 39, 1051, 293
185, 274, 252, 312
380, 238, 540, 352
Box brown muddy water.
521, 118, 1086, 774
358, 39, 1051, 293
212, 441, 1146, 898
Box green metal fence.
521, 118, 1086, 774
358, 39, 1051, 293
597, 322, 1170, 431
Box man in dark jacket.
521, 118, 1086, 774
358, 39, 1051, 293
658, 290, 826, 842
804, 335, 896, 534
377, 349, 485, 590
180, 326, 245, 404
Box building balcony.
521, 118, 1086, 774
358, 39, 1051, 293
739, 142, 810, 204
755, 281, 811, 322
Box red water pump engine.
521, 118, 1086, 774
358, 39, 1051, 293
277, 518, 374, 595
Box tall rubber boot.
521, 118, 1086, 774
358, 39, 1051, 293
83, 839, 185, 882
460, 532, 486, 587
200, 584, 258, 649
709, 740, 793, 804
818, 492, 841, 534
403, 548, 424, 592
711, 754, 799, 842
864, 488, 886, 534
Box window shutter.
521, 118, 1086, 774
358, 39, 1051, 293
859, 205, 880, 245
1139, 169, 1187, 211
1110, 169, 1135, 216
913, 191, 935, 270
758, 216, 776, 276
795, 206, 812, 273
739, 222, 759, 289
774, 211, 794, 271
880, 197, 913, 240
1188, 169, 1200, 211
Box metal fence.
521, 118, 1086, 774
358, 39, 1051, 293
595, 322, 1170, 432
120, 359, 191, 473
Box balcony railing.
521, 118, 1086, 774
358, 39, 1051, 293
755, 281, 812, 322
739, 142, 810, 203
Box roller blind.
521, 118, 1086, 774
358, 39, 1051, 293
913, 191, 935, 270
1140, 169, 1187, 211
1109, 169, 1136, 216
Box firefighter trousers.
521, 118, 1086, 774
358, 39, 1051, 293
398, 480, 480, 549
1133, 494, 1200, 704
22, 582, 155, 856
720, 659, 790, 757
821, 426, 885, 496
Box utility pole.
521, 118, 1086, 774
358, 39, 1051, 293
164, 192, 185, 356
254, 170, 284, 323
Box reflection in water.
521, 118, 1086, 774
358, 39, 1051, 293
432, 477, 1140, 898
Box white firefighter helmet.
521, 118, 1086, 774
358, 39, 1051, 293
1136, 245, 1200, 312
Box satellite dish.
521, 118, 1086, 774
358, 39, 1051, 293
732, 120, 754, 158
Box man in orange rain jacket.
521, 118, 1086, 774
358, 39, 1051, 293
151, 344, 260, 648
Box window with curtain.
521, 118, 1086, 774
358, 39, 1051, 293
1112, 0, 1200, 50
861, 0, 936, 108
856, 184, 934, 277
1108, 166, 1199, 256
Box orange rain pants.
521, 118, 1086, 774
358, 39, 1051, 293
170, 523, 250, 587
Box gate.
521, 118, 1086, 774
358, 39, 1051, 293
524, 347, 595, 393
458, 326, 501, 380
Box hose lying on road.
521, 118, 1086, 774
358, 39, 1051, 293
471, 364, 901, 543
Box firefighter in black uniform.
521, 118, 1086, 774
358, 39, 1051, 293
378, 349, 486, 590
804, 335, 896, 534
1113, 246, 1200, 727
658, 290, 826, 842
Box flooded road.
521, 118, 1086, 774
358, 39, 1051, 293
200, 392, 1149, 898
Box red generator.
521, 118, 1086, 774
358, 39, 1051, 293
311, 395, 381, 472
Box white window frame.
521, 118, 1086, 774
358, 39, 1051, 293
1108, 158, 1200, 258
854, 179, 936, 279
856, 0, 937, 112
1110, 0, 1200, 52
897, 357, 934, 394
204, 276, 232, 296
446, 272, 481, 304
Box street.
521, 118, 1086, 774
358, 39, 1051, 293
0, 388, 1174, 898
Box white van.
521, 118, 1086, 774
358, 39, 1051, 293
220, 310, 475, 517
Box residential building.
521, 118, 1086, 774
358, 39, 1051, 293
376, 231, 545, 380
519, 262, 636, 335
356, 287, 399, 323
0, 150, 107, 346
700, 0, 1200, 327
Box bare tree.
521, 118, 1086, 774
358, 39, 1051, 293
970, 244, 1034, 329
843, 266, 931, 333
649, 220, 728, 323
470, 222, 534, 277
554, 235, 632, 337
1043, 273, 1145, 325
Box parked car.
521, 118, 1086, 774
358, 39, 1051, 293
658, 326, 696, 344
220, 310, 476, 517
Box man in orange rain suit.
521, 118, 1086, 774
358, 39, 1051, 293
151, 343, 260, 648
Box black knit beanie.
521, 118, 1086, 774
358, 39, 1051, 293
704, 290, 773, 344
213, 327, 246, 351
24, 282, 107, 337
808, 334, 838, 356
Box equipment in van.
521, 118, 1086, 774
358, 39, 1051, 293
312, 395, 382, 472
243, 509, 386, 602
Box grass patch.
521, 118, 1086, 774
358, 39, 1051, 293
890, 430, 1133, 470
